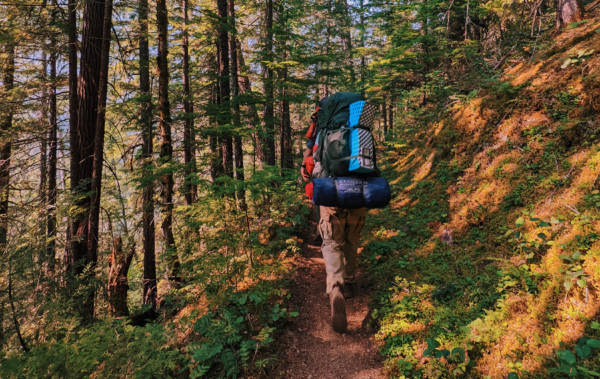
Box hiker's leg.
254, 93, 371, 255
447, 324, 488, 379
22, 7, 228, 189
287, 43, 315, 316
342, 241, 358, 284
342, 208, 366, 285
314, 205, 323, 244
320, 206, 348, 294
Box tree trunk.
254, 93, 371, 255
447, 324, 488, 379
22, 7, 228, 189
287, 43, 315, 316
341, 0, 355, 81
139, 0, 156, 308
389, 93, 394, 132
69, 0, 108, 321
65, 0, 78, 272
382, 97, 387, 135
47, 36, 58, 275
359, 0, 365, 92
556, 0, 584, 29
107, 237, 135, 317
261, 0, 276, 166
157, 0, 180, 282
237, 39, 263, 170
87, 0, 113, 310
279, 50, 293, 171
39, 51, 47, 222
182, 0, 196, 205
217, 0, 233, 178
209, 78, 223, 181
229, 0, 245, 205
0, 41, 15, 349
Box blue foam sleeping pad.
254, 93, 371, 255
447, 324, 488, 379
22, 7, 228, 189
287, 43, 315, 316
312, 177, 391, 209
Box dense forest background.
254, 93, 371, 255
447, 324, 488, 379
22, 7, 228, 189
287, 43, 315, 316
1, 0, 600, 376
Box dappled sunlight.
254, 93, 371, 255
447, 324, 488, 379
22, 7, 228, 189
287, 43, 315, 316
451, 99, 488, 135
405, 152, 436, 192
509, 62, 544, 86
367, 12, 600, 378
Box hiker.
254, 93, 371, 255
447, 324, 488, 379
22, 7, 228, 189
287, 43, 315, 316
301, 94, 368, 333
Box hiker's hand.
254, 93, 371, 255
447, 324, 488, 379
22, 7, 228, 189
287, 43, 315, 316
301, 165, 310, 182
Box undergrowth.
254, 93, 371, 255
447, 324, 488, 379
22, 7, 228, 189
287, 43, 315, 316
362, 15, 600, 379
0, 169, 307, 378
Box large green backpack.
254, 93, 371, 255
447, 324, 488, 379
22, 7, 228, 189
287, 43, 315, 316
313, 92, 379, 178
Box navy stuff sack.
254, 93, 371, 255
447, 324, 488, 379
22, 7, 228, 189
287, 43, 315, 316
312, 177, 391, 209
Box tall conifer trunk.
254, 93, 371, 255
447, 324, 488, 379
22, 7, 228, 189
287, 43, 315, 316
382, 97, 387, 135
182, 0, 196, 205
48, 34, 58, 275
279, 49, 293, 171
261, 0, 275, 166
139, 0, 156, 307
389, 93, 394, 133
40, 53, 47, 228
237, 40, 263, 169
0, 41, 15, 348
87, 0, 113, 310
65, 0, 78, 272
70, 0, 107, 321
229, 0, 246, 203
209, 80, 223, 181
217, 0, 233, 178
157, 0, 180, 282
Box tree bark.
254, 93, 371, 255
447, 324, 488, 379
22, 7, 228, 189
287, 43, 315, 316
69, 0, 107, 321
279, 49, 293, 171
157, 0, 180, 282
237, 39, 263, 170
139, 0, 156, 308
382, 96, 387, 135
65, 0, 78, 272
0, 41, 15, 349
261, 0, 276, 166
107, 237, 135, 317
341, 0, 355, 81
556, 0, 584, 29
39, 51, 47, 221
388, 92, 394, 132
229, 0, 245, 205
209, 81, 223, 182
182, 0, 196, 205
47, 35, 58, 275
86, 0, 113, 313
217, 0, 233, 178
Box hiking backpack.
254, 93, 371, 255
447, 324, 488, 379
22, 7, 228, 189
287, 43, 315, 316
311, 92, 380, 179
304, 92, 391, 209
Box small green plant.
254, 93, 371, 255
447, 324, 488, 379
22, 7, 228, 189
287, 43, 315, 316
502, 185, 525, 211
559, 251, 588, 291
545, 90, 581, 121
561, 49, 595, 69
548, 339, 600, 378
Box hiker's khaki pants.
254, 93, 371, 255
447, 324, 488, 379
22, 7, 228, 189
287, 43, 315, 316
319, 206, 366, 294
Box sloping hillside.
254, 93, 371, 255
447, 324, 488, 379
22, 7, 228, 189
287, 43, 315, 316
365, 4, 600, 378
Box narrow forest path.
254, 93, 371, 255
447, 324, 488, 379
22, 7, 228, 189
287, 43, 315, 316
274, 211, 385, 379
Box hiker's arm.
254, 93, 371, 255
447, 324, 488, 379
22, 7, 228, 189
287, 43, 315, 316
300, 147, 312, 182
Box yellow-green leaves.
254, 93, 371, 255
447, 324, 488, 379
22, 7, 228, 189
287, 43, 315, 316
562, 49, 595, 69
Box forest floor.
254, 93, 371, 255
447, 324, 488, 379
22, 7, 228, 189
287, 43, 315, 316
273, 210, 385, 379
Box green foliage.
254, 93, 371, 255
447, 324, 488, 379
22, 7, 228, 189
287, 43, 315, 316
503, 184, 526, 210
548, 339, 600, 378
545, 90, 581, 121
0, 319, 183, 379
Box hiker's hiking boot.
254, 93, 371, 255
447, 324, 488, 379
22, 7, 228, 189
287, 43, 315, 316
330, 285, 347, 333
343, 282, 354, 298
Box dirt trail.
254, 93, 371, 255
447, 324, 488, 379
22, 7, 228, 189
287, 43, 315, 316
275, 213, 385, 379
